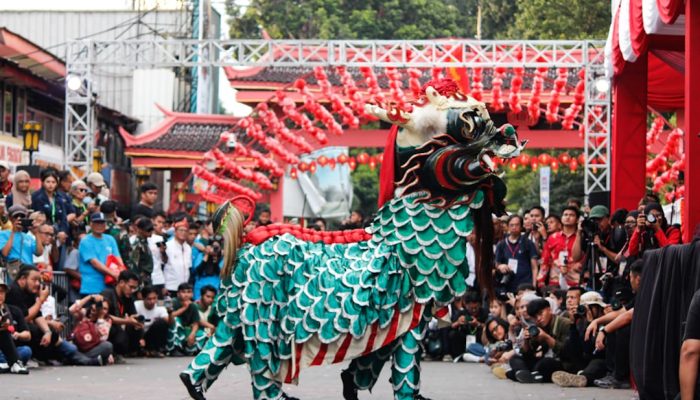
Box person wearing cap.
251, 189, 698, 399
571, 205, 624, 281
163, 218, 192, 296
130, 217, 155, 286
30, 169, 71, 240
507, 298, 572, 384
0, 205, 44, 270
131, 182, 158, 220
626, 202, 682, 258
0, 161, 12, 197
86, 172, 110, 202
0, 282, 31, 374
78, 212, 123, 295
550, 291, 609, 388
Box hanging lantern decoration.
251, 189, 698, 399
568, 159, 579, 172
314, 66, 359, 128
276, 91, 328, 144
359, 66, 387, 106
527, 67, 547, 123
227, 137, 284, 177
530, 161, 539, 171
290, 168, 298, 180
308, 161, 317, 174
317, 155, 328, 167
256, 102, 313, 153
407, 68, 423, 98
337, 66, 375, 121
558, 152, 571, 164
508, 66, 524, 114
537, 153, 551, 165
368, 156, 377, 171
550, 160, 559, 171
348, 159, 357, 171
509, 161, 518, 170
357, 152, 370, 165
546, 67, 569, 123
491, 67, 506, 112
327, 158, 336, 170
298, 162, 309, 172
295, 78, 344, 137
337, 154, 348, 164
562, 70, 585, 130
471, 67, 483, 101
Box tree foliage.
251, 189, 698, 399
505, 0, 610, 40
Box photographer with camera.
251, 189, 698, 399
192, 234, 222, 300
494, 215, 539, 293
627, 202, 682, 258
0, 205, 45, 278
527, 206, 548, 254
134, 287, 169, 357
0, 282, 31, 374
572, 206, 625, 290
507, 298, 572, 384
68, 293, 114, 365
583, 259, 644, 389
551, 291, 609, 387
539, 207, 582, 289
101, 270, 143, 361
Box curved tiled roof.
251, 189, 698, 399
132, 122, 235, 152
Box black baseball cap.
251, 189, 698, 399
527, 298, 551, 317
90, 212, 106, 222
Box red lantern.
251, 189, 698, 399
369, 156, 377, 171
578, 154, 586, 165
357, 152, 370, 165
509, 161, 518, 170
317, 155, 328, 167
568, 159, 579, 172
348, 160, 357, 171
290, 168, 298, 179
531, 161, 539, 171
518, 153, 531, 166
328, 159, 336, 170
538, 153, 551, 165
298, 162, 309, 172
550, 160, 559, 171
337, 154, 348, 164
376, 153, 384, 164
558, 152, 571, 164
309, 162, 317, 174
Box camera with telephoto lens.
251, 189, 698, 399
19, 218, 33, 233
581, 216, 600, 239
493, 340, 513, 353
84, 297, 103, 318
646, 213, 657, 224
136, 315, 145, 323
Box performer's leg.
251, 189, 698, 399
391, 320, 427, 400
343, 342, 398, 394
182, 320, 245, 392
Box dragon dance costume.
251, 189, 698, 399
180, 79, 525, 400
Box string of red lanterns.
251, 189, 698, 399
192, 165, 263, 201
407, 68, 423, 98
508, 66, 524, 114
275, 91, 328, 144
562, 70, 585, 130
288, 152, 384, 180
314, 66, 359, 128
238, 118, 300, 164
294, 78, 344, 136
255, 103, 314, 153
207, 148, 275, 190
359, 66, 387, 106
336, 66, 375, 121
546, 67, 568, 123
491, 66, 505, 112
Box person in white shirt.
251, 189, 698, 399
134, 287, 170, 357
163, 218, 192, 296
148, 212, 168, 296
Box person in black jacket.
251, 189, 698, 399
0, 283, 31, 374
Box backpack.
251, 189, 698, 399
72, 319, 101, 352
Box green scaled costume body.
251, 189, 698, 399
184, 192, 481, 399
181, 79, 526, 400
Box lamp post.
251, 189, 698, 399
206, 201, 217, 215
134, 167, 152, 187
22, 121, 42, 165
92, 148, 103, 172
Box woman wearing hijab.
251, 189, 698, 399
6, 171, 32, 209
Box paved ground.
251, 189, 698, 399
1, 357, 636, 400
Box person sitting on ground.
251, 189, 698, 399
507, 298, 572, 384
488, 298, 509, 321
0, 282, 31, 374
68, 294, 114, 366
551, 291, 609, 388
195, 285, 217, 336
166, 283, 207, 356
560, 286, 585, 320
101, 270, 144, 360
134, 287, 169, 357
584, 259, 644, 389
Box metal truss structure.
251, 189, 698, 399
65, 39, 609, 197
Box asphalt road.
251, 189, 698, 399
1, 357, 636, 400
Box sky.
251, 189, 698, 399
1, 0, 252, 116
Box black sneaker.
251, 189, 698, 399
180, 372, 206, 400
594, 376, 631, 389
280, 394, 300, 400
515, 370, 543, 384
415, 394, 433, 400
341, 369, 359, 400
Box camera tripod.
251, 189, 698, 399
580, 241, 604, 291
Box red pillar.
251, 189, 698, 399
684, 0, 700, 242
270, 176, 284, 223
611, 54, 648, 212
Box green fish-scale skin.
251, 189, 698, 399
220, 191, 481, 384
184, 320, 246, 391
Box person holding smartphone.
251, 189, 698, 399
0, 205, 44, 276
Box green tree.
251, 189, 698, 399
349, 148, 381, 217
506, 0, 610, 40
226, 0, 465, 39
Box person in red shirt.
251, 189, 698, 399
627, 202, 682, 258
538, 206, 582, 289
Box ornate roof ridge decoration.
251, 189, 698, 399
118, 103, 240, 148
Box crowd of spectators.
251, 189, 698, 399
0, 165, 226, 374
0, 161, 688, 397
423, 193, 684, 391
